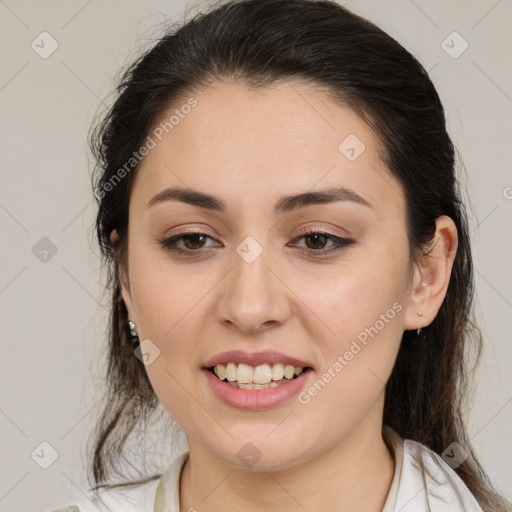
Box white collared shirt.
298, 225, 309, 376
48, 427, 484, 512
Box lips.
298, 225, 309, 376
203, 366, 313, 410
202, 350, 314, 410
203, 349, 313, 369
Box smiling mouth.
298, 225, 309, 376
208, 362, 312, 389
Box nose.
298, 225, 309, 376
216, 241, 291, 334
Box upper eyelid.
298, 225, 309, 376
165, 228, 345, 242
162, 229, 352, 251
164, 224, 350, 239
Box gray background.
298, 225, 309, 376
1, 0, 511, 510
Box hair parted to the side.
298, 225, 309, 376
87, 0, 509, 509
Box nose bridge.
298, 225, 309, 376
218, 234, 290, 332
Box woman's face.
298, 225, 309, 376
121, 80, 418, 470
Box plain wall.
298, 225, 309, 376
1, 0, 511, 510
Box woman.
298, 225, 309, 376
50, 0, 510, 510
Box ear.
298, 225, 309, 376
111, 229, 136, 323
403, 215, 458, 331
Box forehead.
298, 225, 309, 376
132, 80, 404, 216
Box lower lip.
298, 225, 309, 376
202, 368, 312, 411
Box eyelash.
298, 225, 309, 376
158, 228, 354, 257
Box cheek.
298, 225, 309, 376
129, 242, 207, 336
311, 252, 408, 344
128, 253, 211, 427
301, 248, 408, 401
295, 289, 405, 443
127, 251, 213, 401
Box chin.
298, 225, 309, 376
202, 429, 318, 472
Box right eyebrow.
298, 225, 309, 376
146, 187, 225, 211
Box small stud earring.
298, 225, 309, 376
128, 320, 137, 336
416, 312, 424, 338
127, 320, 140, 349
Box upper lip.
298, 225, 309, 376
203, 350, 313, 369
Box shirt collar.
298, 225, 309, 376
152, 430, 404, 512
151, 427, 483, 512
154, 450, 189, 512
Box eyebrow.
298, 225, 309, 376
146, 185, 373, 214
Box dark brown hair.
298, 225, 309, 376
87, 0, 509, 509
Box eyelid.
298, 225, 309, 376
159, 229, 220, 252
293, 225, 351, 239
290, 227, 354, 253
158, 227, 355, 255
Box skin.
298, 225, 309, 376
117, 80, 458, 512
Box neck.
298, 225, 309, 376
179, 413, 395, 512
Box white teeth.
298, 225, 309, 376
284, 365, 295, 379
216, 363, 226, 380
253, 364, 272, 384
238, 382, 269, 390
212, 362, 306, 385
236, 363, 253, 384
271, 363, 284, 380
228, 380, 292, 389
225, 362, 237, 382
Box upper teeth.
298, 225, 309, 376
213, 363, 304, 384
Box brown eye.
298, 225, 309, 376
159, 232, 219, 253
291, 229, 355, 256
181, 233, 207, 249
304, 233, 329, 250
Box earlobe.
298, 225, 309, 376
403, 215, 458, 331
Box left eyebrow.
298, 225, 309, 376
146, 186, 373, 213
273, 186, 373, 214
